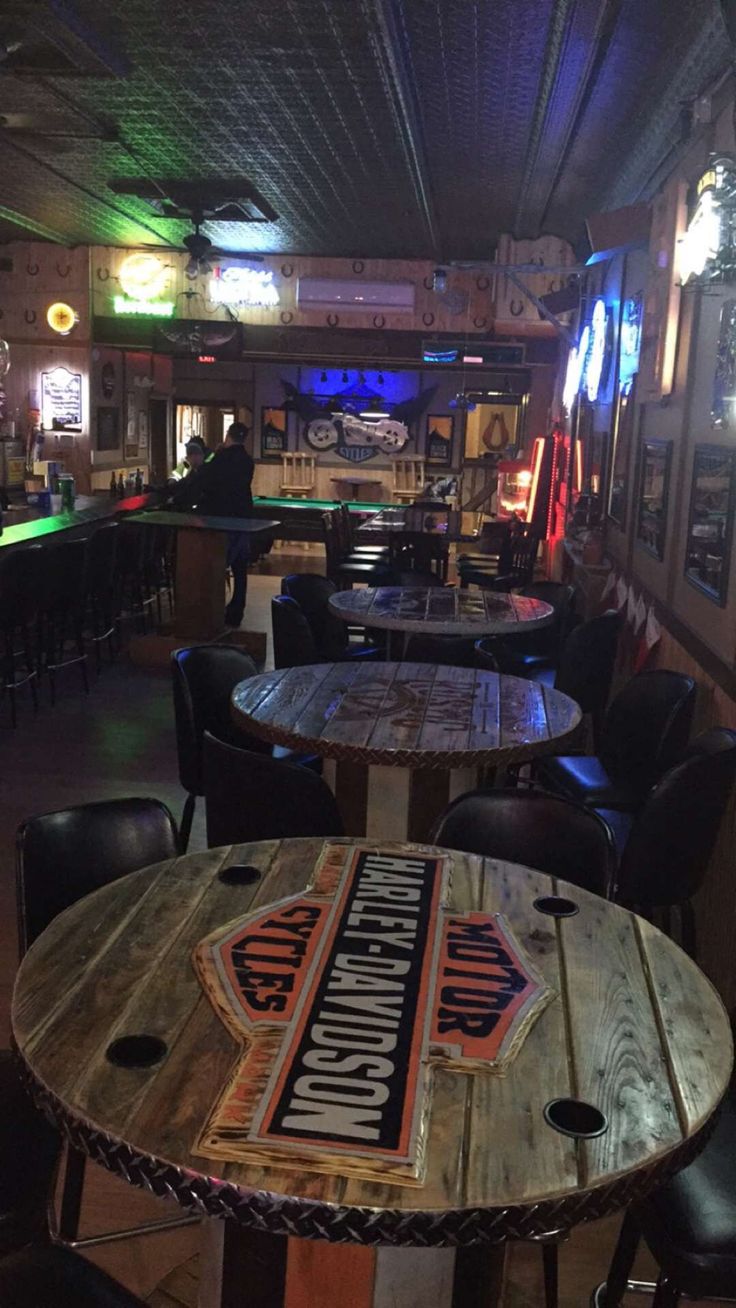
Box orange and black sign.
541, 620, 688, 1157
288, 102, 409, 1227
195, 844, 552, 1184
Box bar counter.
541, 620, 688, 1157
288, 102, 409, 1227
0, 492, 162, 551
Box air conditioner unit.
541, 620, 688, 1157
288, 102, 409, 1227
297, 277, 415, 314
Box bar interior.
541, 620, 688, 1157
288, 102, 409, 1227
1, 3, 736, 1306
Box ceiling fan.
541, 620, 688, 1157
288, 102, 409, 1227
178, 214, 264, 279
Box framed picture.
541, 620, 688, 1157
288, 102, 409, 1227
607, 375, 638, 528
125, 391, 138, 458
684, 445, 736, 606
636, 439, 672, 561
96, 406, 119, 453
261, 406, 287, 459
138, 408, 149, 451
426, 414, 453, 466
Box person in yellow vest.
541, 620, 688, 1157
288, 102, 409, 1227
171, 436, 213, 482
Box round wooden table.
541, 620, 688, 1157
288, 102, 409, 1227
12, 839, 732, 1308
231, 662, 581, 840
328, 588, 554, 656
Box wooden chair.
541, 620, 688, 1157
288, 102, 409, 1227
391, 457, 426, 502
280, 452, 316, 498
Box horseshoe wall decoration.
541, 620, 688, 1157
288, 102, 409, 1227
373, 313, 386, 328
280, 310, 293, 325
26, 262, 39, 276
510, 299, 525, 317
352, 260, 365, 274
423, 275, 434, 290
281, 263, 294, 278
56, 263, 71, 278
25, 309, 37, 324
473, 316, 488, 329
97, 268, 110, 282
422, 311, 435, 326
476, 276, 490, 291
326, 312, 339, 327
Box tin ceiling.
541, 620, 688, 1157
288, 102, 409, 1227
0, 0, 730, 259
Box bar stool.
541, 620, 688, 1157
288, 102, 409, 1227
391, 456, 426, 502
38, 538, 90, 705
280, 451, 315, 498
0, 544, 43, 726
85, 522, 119, 671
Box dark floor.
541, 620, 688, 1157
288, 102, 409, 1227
0, 559, 711, 1304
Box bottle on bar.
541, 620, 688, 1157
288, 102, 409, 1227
134, 467, 143, 495
109, 470, 117, 495
117, 473, 125, 497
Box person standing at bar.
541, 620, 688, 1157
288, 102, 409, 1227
171, 422, 255, 627
170, 436, 212, 482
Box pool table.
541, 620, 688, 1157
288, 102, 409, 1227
251, 495, 393, 542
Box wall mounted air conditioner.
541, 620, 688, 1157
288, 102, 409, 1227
297, 277, 415, 314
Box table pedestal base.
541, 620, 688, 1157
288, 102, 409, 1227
198, 1221, 506, 1308
324, 761, 482, 842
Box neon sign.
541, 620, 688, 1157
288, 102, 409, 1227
209, 266, 279, 308
583, 299, 610, 403
619, 296, 642, 396
562, 328, 588, 414
113, 296, 175, 317
119, 252, 170, 301
680, 158, 736, 284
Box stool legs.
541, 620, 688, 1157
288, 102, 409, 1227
542, 1241, 559, 1308
599, 1209, 641, 1306
58, 1146, 86, 1242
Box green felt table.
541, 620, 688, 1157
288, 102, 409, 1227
252, 496, 392, 541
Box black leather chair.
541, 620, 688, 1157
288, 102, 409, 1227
490, 582, 576, 677
0, 1242, 147, 1306
203, 732, 344, 846
459, 524, 540, 591
594, 1082, 736, 1307
473, 639, 501, 672
271, 595, 380, 669
536, 669, 696, 811
323, 510, 392, 587
546, 610, 622, 749
403, 633, 478, 666
280, 573, 364, 659
15, 798, 180, 1244
596, 727, 736, 957
429, 788, 616, 899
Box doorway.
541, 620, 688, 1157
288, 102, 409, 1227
149, 398, 170, 484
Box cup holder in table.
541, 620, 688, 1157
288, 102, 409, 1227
218, 864, 262, 886
543, 1098, 608, 1139
106, 1035, 168, 1069
533, 895, 579, 919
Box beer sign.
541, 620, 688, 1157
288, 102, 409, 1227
195, 843, 553, 1184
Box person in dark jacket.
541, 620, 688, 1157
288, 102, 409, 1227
171, 421, 255, 626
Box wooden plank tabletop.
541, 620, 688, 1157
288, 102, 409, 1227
12, 838, 731, 1245
128, 510, 281, 535
328, 588, 554, 636
231, 663, 580, 768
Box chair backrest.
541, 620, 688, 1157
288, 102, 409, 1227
382, 567, 445, 588
617, 728, 736, 907
0, 544, 44, 628
87, 521, 119, 593
392, 457, 426, 494
554, 610, 622, 738
322, 509, 343, 580
40, 537, 89, 610
271, 594, 320, 668
16, 798, 179, 954
473, 638, 500, 672
171, 644, 264, 797
280, 452, 315, 491
601, 669, 696, 795
388, 531, 447, 578
429, 788, 615, 898
280, 573, 346, 658
203, 732, 344, 846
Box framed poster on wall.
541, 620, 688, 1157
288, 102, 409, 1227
426, 415, 453, 466
125, 391, 138, 458
96, 406, 119, 453
261, 407, 287, 459
636, 439, 672, 561
138, 408, 149, 451
684, 445, 736, 606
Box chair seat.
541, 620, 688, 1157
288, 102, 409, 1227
535, 754, 641, 809
0, 1243, 146, 1306
334, 561, 393, 583
272, 746, 322, 772
635, 1091, 736, 1298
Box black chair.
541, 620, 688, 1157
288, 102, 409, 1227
404, 634, 479, 667
271, 595, 380, 669
536, 670, 696, 811
381, 567, 446, 588
85, 522, 119, 671
203, 732, 344, 846
490, 582, 576, 677
545, 610, 622, 749
597, 727, 736, 957
594, 1081, 736, 1307
281, 573, 354, 659
460, 524, 540, 591
323, 510, 392, 588
0, 544, 44, 726
336, 502, 389, 562
429, 788, 616, 899
473, 639, 501, 672
16, 799, 182, 1245
0, 1242, 147, 1306
38, 538, 90, 704
388, 530, 449, 581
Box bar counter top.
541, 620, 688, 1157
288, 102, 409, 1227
0, 492, 162, 550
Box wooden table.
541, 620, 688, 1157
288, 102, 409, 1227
12, 838, 731, 1308
329, 588, 553, 659
330, 476, 385, 502
126, 510, 279, 668
231, 662, 580, 840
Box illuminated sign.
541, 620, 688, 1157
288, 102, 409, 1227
42, 366, 82, 429
562, 324, 589, 414
583, 299, 610, 402
209, 266, 279, 308
619, 295, 642, 396
680, 158, 736, 284
46, 302, 78, 335
197, 355, 216, 363
194, 843, 552, 1183
119, 252, 170, 301
113, 296, 175, 317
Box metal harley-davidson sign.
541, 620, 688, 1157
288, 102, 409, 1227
194, 844, 553, 1184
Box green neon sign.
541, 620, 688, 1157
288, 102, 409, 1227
113, 295, 175, 318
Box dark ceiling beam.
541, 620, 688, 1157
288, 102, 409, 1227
364, 0, 441, 258
513, 0, 576, 236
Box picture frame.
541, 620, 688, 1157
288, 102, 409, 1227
425, 414, 453, 466
261, 406, 287, 459
138, 408, 149, 451
96, 405, 119, 453
684, 445, 736, 606
125, 391, 138, 458
636, 438, 672, 561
